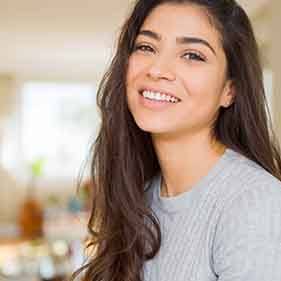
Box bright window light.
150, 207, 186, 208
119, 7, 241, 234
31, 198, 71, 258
21, 82, 99, 179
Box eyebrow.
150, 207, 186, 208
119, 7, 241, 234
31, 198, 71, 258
138, 29, 217, 56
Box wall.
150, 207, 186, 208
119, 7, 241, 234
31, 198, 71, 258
0, 75, 24, 222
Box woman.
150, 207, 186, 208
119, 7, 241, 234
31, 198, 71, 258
72, 0, 281, 280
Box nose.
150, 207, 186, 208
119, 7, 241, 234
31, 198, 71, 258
146, 56, 176, 81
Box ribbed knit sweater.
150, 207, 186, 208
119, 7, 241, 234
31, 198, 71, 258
143, 148, 281, 281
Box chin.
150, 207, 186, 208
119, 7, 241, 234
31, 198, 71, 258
133, 116, 172, 134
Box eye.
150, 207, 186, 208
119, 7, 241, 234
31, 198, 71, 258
133, 44, 155, 53
183, 51, 205, 62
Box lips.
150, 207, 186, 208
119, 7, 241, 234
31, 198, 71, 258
138, 87, 181, 101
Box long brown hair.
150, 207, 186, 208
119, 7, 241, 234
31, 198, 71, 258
71, 1, 281, 280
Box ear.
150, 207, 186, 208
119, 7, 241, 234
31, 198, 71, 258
220, 79, 236, 108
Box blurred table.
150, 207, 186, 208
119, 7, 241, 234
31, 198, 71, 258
0, 212, 88, 281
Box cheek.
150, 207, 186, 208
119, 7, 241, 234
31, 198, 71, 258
126, 57, 144, 111
177, 68, 224, 124
180, 67, 224, 102
126, 55, 146, 86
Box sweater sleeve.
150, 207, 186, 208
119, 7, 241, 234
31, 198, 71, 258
212, 180, 281, 281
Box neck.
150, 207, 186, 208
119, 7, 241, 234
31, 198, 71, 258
151, 129, 226, 197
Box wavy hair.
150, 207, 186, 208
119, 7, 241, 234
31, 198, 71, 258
71, 0, 281, 280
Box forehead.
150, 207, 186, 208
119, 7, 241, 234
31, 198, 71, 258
139, 3, 223, 50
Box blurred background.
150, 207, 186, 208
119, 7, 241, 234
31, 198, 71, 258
0, 0, 280, 280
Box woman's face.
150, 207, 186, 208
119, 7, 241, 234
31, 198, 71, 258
126, 3, 234, 139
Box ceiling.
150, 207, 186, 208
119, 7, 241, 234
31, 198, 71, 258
0, 0, 270, 80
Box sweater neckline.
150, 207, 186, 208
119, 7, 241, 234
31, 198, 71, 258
152, 147, 239, 214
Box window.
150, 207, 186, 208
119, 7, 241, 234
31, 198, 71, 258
2, 81, 100, 180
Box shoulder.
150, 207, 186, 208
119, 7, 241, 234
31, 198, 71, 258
218, 170, 281, 231
216, 149, 281, 208
213, 149, 281, 245
212, 153, 281, 278
212, 149, 281, 249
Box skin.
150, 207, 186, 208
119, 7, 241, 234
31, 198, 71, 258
126, 3, 235, 197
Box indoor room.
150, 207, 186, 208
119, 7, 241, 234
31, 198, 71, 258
0, 1, 280, 280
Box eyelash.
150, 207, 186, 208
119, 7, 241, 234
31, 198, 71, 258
133, 44, 154, 53
133, 44, 206, 62
183, 52, 205, 62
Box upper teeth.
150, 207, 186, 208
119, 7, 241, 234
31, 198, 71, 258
142, 90, 180, 103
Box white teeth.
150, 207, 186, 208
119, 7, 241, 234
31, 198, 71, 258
142, 90, 179, 103
155, 92, 161, 100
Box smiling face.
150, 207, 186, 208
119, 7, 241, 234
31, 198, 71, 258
126, 3, 235, 140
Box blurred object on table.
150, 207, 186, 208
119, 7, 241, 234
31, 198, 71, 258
18, 198, 44, 239
17, 158, 46, 240
0, 237, 82, 281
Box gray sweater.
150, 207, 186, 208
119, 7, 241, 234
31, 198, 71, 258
143, 148, 281, 281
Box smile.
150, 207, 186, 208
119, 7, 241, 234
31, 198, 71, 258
140, 90, 181, 103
